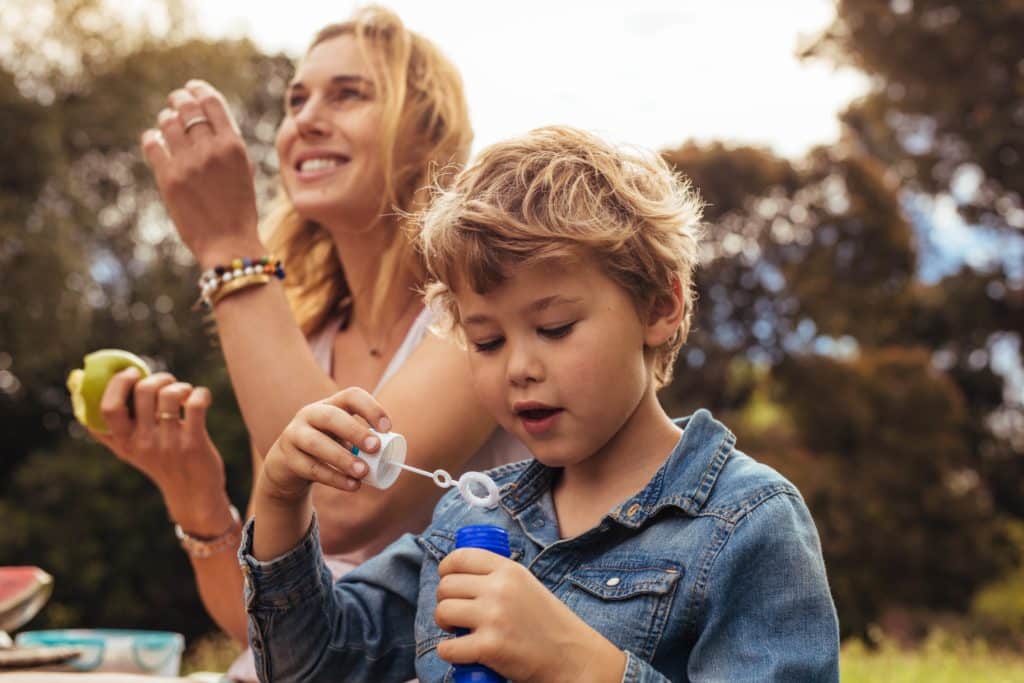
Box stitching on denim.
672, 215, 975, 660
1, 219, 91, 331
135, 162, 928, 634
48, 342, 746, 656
682, 514, 732, 643
414, 632, 451, 657
622, 650, 642, 683
700, 482, 798, 524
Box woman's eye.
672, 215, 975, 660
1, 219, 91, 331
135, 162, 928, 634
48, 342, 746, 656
539, 322, 576, 339
287, 95, 306, 109
473, 337, 505, 353
336, 88, 366, 101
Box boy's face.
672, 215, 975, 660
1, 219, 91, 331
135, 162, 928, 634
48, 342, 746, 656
454, 259, 653, 468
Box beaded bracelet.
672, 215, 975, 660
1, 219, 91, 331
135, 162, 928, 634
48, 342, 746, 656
197, 256, 285, 309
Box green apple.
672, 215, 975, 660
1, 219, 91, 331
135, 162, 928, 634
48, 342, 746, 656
67, 349, 151, 432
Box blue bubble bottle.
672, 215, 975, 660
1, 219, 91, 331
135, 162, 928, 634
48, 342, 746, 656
452, 525, 510, 683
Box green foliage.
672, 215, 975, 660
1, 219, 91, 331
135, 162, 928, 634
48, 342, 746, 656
0, 0, 292, 640
805, 0, 1024, 232
661, 0, 1024, 640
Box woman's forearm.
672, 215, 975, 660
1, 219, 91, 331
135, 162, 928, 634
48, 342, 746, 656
190, 549, 250, 643
206, 275, 339, 460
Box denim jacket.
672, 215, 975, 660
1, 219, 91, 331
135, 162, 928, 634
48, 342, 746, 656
239, 409, 839, 682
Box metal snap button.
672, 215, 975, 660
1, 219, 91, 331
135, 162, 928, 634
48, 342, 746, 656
605, 577, 621, 587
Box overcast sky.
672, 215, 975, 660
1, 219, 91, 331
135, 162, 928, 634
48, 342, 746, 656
186, 0, 869, 159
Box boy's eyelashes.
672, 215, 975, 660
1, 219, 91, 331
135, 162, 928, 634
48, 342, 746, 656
539, 321, 576, 339
470, 321, 578, 354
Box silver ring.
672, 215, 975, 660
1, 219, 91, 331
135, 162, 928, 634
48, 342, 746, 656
183, 115, 211, 134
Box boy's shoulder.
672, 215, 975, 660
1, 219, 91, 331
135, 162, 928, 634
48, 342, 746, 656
701, 446, 805, 525
669, 409, 805, 525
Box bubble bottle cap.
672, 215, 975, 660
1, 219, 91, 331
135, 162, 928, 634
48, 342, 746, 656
355, 431, 406, 489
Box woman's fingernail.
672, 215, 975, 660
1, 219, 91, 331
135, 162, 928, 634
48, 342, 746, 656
353, 461, 368, 476
378, 417, 391, 432
364, 435, 379, 451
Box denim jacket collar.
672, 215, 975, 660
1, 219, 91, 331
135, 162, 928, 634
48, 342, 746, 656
500, 408, 736, 527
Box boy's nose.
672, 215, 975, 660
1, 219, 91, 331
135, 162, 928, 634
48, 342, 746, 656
506, 342, 544, 387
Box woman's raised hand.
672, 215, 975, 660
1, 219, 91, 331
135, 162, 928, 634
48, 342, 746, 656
140, 80, 264, 269
91, 367, 230, 531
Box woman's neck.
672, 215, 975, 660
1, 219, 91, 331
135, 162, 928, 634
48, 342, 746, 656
324, 216, 421, 332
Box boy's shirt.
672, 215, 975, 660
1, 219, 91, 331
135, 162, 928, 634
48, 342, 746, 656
239, 409, 840, 683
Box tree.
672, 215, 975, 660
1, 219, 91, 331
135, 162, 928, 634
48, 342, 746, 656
0, 0, 293, 639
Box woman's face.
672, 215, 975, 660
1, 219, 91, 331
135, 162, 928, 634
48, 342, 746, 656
276, 34, 387, 229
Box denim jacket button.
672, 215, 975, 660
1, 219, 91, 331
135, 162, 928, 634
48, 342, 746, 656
605, 577, 621, 587
626, 503, 641, 517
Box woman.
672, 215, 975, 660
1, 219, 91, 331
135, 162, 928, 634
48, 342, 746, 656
90, 6, 527, 680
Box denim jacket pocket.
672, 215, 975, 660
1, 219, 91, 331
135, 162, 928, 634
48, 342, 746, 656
564, 564, 683, 662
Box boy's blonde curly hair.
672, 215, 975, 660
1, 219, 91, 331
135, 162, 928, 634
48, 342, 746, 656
418, 126, 703, 388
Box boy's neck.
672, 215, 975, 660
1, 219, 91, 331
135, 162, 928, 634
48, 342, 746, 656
552, 385, 682, 538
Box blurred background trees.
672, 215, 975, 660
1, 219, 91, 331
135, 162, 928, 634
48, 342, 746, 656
1, 0, 1022, 647
663, 0, 1024, 641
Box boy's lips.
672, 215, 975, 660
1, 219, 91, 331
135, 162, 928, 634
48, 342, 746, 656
513, 401, 564, 436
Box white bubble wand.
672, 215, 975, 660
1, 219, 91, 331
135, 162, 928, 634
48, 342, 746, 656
353, 431, 501, 509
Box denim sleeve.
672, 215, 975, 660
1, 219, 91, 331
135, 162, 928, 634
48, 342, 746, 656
688, 490, 840, 682
620, 650, 671, 682
238, 514, 421, 683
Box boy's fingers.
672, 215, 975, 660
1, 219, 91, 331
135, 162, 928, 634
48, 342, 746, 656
438, 548, 505, 577
436, 573, 487, 602
292, 424, 369, 479
292, 450, 361, 492
320, 387, 391, 434
99, 367, 142, 440
305, 402, 381, 456
433, 597, 481, 636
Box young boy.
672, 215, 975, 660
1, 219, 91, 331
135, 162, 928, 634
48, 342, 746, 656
241, 126, 840, 682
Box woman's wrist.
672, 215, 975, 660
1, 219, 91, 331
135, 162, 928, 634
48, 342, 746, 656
194, 236, 268, 272
166, 488, 235, 536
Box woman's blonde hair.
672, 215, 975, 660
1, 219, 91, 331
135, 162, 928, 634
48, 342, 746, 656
419, 126, 704, 388
265, 5, 473, 335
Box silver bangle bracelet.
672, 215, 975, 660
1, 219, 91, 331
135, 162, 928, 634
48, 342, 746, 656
174, 505, 242, 559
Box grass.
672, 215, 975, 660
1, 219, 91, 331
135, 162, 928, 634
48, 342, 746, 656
180, 629, 1024, 680
841, 632, 1024, 682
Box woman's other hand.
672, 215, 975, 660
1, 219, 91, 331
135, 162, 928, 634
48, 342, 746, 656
140, 80, 265, 269
90, 367, 230, 532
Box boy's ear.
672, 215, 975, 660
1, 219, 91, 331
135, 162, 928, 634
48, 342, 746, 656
644, 276, 685, 348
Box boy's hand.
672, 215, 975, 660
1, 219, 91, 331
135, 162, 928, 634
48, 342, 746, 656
252, 388, 391, 561
435, 549, 627, 683
259, 387, 390, 503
